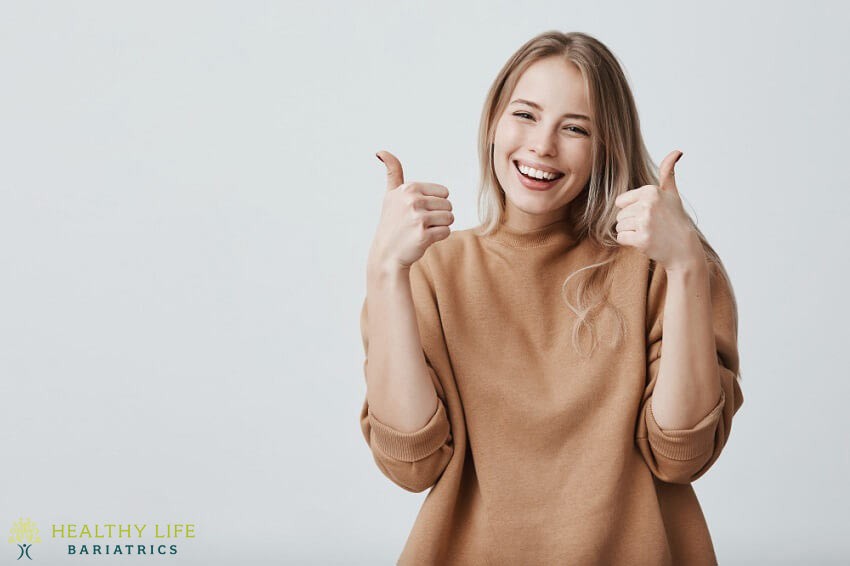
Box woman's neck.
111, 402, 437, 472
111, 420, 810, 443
502, 201, 570, 233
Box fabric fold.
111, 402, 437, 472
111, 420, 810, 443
368, 399, 451, 463
646, 388, 726, 461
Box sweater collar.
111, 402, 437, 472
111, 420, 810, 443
485, 218, 578, 249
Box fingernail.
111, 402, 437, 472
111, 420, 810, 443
375, 153, 384, 163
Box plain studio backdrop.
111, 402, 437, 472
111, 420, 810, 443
0, 1, 847, 565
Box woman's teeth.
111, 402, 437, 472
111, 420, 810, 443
516, 162, 563, 181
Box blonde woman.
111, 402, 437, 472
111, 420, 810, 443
359, 30, 743, 566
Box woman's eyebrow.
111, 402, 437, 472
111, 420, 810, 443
510, 99, 591, 121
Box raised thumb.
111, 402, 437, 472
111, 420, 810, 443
376, 150, 404, 191
658, 150, 683, 193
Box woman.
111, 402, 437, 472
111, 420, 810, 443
359, 30, 743, 566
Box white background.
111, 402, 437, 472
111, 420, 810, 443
0, 1, 847, 564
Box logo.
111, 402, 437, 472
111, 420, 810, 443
6, 518, 197, 560
8, 518, 42, 560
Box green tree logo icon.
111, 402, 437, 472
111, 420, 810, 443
8, 518, 42, 560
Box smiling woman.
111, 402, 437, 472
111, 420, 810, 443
475, 33, 737, 358
359, 29, 743, 566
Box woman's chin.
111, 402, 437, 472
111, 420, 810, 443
509, 188, 556, 207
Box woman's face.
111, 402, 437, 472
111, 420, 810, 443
493, 56, 594, 230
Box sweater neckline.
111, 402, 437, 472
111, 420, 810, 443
484, 219, 578, 249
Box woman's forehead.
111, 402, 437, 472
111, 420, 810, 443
510, 58, 591, 117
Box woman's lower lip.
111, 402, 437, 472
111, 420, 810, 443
514, 162, 562, 191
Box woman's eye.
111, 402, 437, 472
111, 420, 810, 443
513, 112, 588, 135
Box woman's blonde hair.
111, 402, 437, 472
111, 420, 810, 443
474, 30, 738, 362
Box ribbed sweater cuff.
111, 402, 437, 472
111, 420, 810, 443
646, 388, 725, 461
367, 401, 450, 463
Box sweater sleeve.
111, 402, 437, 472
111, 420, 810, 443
358, 255, 454, 493
635, 259, 744, 485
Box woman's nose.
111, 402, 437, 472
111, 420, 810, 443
529, 129, 557, 156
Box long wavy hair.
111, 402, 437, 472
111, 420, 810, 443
474, 30, 739, 366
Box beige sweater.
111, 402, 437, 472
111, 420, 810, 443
359, 219, 743, 565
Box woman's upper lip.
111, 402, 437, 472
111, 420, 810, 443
514, 159, 564, 175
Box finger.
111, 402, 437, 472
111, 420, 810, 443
423, 210, 455, 228
658, 150, 683, 193
424, 224, 452, 244
615, 184, 663, 208
376, 150, 404, 191
616, 229, 640, 248
615, 208, 637, 223
614, 188, 642, 209
422, 195, 453, 211
415, 182, 450, 198
615, 216, 638, 232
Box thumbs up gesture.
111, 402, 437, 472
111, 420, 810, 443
613, 150, 704, 272
367, 150, 455, 273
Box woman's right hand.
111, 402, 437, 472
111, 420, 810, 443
368, 150, 454, 272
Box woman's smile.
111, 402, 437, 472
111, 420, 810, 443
513, 159, 566, 191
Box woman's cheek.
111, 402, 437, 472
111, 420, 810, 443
565, 139, 592, 171
504, 121, 524, 145
495, 117, 519, 143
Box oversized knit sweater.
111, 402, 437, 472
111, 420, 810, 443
358, 219, 743, 566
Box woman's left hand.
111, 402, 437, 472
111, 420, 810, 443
613, 150, 705, 272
